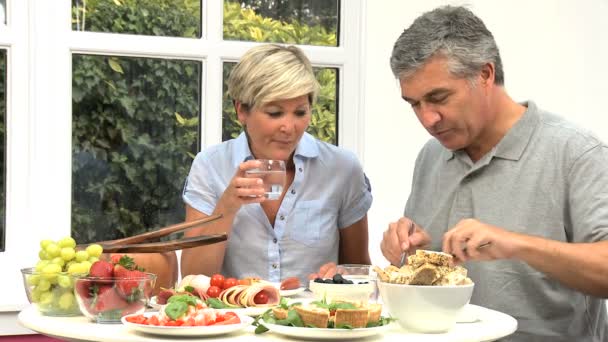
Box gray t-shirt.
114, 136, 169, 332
405, 101, 608, 341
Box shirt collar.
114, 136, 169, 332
444, 101, 539, 162
231, 131, 320, 168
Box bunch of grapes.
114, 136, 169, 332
24, 236, 103, 316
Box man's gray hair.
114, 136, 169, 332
390, 5, 504, 85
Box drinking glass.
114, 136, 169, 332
245, 159, 286, 200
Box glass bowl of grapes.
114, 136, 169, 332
21, 237, 103, 316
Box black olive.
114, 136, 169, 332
332, 274, 344, 283
314, 278, 324, 283
344, 279, 354, 284
324, 279, 334, 284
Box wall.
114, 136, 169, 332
363, 0, 608, 266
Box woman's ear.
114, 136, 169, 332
235, 101, 249, 125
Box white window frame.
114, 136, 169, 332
0, 0, 366, 318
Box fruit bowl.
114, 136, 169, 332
21, 267, 82, 317
74, 273, 156, 323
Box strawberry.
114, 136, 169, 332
110, 254, 123, 265
92, 285, 129, 313
89, 260, 113, 278
75, 278, 95, 299
113, 255, 147, 302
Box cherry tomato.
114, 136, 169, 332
237, 278, 251, 286
206, 285, 222, 298
223, 277, 238, 290
253, 290, 269, 304
210, 274, 225, 288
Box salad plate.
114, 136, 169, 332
121, 312, 254, 337
150, 296, 272, 316
259, 321, 392, 340
148, 296, 162, 310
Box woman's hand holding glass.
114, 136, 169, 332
217, 160, 268, 216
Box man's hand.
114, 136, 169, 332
380, 217, 431, 266
308, 262, 337, 280
442, 218, 520, 263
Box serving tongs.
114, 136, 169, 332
78, 214, 227, 253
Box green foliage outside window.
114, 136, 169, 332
71, 1, 339, 242
223, 1, 338, 144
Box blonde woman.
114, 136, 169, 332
181, 44, 372, 284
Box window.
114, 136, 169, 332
71, 55, 201, 243
0, 0, 364, 310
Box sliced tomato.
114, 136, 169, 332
212, 315, 241, 325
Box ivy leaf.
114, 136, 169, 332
108, 58, 124, 74
175, 112, 186, 125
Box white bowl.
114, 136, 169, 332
308, 279, 375, 304
378, 281, 474, 333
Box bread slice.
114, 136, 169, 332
334, 308, 369, 328
272, 307, 288, 320
409, 263, 440, 285
294, 305, 329, 328
367, 303, 382, 324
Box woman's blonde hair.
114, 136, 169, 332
227, 44, 320, 111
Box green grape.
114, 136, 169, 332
58, 237, 76, 249
35, 260, 50, 272
39, 291, 54, 305
87, 256, 99, 264
80, 261, 92, 273
85, 244, 103, 258
45, 243, 61, 258
30, 289, 42, 303
41, 263, 62, 281
51, 257, 65, 267
37, 278, 51, 292
57, 275, 72, 288
74, 250, 89, 262
67, 262, 87, 275
58, 292, 75, 310
38, 249, 50, 260
27, 274, 41, 286
60, 247, 76, 262
40, 239, 53, 249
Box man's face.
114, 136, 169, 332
237, 95, 311, 161
400, 56, 491, 152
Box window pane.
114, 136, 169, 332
221, 62, 338, 145
223, 0, 339, 47
72, 54, 201, 243
0, 50, 5, 251
71, 0, 202, 38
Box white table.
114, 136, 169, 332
19, 303, 516, 342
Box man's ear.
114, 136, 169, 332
480, 62, 496, 87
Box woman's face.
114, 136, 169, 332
237, 95, 311, 162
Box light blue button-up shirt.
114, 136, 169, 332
183, 132, 372, 283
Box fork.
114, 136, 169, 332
399, 221, 416, 267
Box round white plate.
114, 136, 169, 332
217, 306, 270, 317
121, 312, 253, 337
269, 282, 306, 297
280, 287, 306, 297
148, 296, 161, 310
260, 321, 392, 340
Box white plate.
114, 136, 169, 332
150, 296, 273, 316
280, 287, 306, 297
148, 296, 162, 310
217, 306, 270, 317
121, 312, 253, 337
260, 321, 392, 340
269, 282, 306, 297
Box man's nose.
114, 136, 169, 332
417, 103, 442, 129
